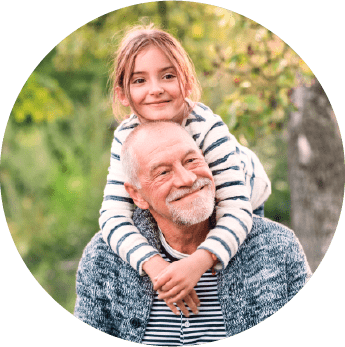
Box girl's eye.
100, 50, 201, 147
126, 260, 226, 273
132, 78, 145, 84
163, 73, 176, 80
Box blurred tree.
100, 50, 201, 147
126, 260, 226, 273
157, 1, 168, 28
288, 79, 345, 272
210, 15, 314, 146
44, 2, 314, 146
11, 72, 73, 124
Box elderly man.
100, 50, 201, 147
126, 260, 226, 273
74, 121, 311, 345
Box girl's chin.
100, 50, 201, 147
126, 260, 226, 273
138, 113, 180, 123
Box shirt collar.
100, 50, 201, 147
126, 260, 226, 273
158, 228, 188, 260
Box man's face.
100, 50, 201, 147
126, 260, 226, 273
132, 126, 215, 227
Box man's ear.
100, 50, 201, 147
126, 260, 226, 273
115, 86, 130, 107
124, 182, 149, 210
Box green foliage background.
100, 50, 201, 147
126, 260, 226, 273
0, 2, 313, 314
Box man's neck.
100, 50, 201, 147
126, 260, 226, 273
155, 218, 210, 255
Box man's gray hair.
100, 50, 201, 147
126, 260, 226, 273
121, 121, 187, 189
121, 131, 141, 188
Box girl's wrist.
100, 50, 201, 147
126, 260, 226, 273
198, 249, 219, 275
142, 254, 168, 280
191, 249, 217, 274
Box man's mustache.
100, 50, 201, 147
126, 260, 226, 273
166, 178, 213, 203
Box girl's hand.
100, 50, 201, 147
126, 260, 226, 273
158, 289, 200, 317
142, 254, 170, 281
143, 255, 199, 316
153, 249, 215, 306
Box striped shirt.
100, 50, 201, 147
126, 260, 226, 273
142, 231, 227, 345
99, 100, 271, 275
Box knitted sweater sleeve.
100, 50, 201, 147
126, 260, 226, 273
183, 103, 253, 269
285, 230, 312, 300
74, 236, 118, 336
74, 254, 113, 335
98, 117, 159, 275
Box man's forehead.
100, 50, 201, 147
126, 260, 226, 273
134, 126, 199, 167
135, 124, 195, 149
148, 147, 200, 170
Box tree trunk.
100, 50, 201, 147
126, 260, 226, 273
287, 78, 345, 272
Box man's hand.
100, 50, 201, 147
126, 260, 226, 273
153, 250, 215, 313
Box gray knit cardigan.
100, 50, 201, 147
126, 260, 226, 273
74, 209, 312, 343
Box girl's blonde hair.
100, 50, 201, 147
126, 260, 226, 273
110, 24, 201, 119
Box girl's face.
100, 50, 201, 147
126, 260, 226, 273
117, 45, 188, 124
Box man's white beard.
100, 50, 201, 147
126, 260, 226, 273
166, 178, 215, 226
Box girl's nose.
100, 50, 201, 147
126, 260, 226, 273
149, 81, 164, 96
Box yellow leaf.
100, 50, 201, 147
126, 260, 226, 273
299, 59, 313, 75
192, 24, 204, 38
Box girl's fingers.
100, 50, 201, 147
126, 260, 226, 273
189, 289, 201, 307
153, 272, 171, 291
175, 300, 189, 318
162, 293, 200, 317
157, 285, 182, 300
165, 289, 189, 304
164, 301, 180, 316
183, 295, 199, 315
160, 280, 178, 293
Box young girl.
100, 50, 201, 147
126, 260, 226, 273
99, 24, 271, 315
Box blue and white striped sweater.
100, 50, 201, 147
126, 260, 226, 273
99, 100, 271, 274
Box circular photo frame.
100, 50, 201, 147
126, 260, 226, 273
1, 1, 344, 346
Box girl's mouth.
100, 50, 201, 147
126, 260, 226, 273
146, 100, 170, 106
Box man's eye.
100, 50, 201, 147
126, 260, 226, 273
186, 158, 196, 163
160, 170, 169, 176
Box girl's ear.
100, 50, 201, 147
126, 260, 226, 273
115, 86, 130, 107
124, 182, 149, 210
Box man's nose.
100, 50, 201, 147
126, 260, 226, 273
173, 164, 197, 187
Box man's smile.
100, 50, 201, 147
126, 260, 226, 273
172, 186, 205, 202
166, 178, 212, 204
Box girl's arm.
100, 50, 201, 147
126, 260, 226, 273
99, 119, 160, 275
236, 144, 271, 211
184, 104, 255, 270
